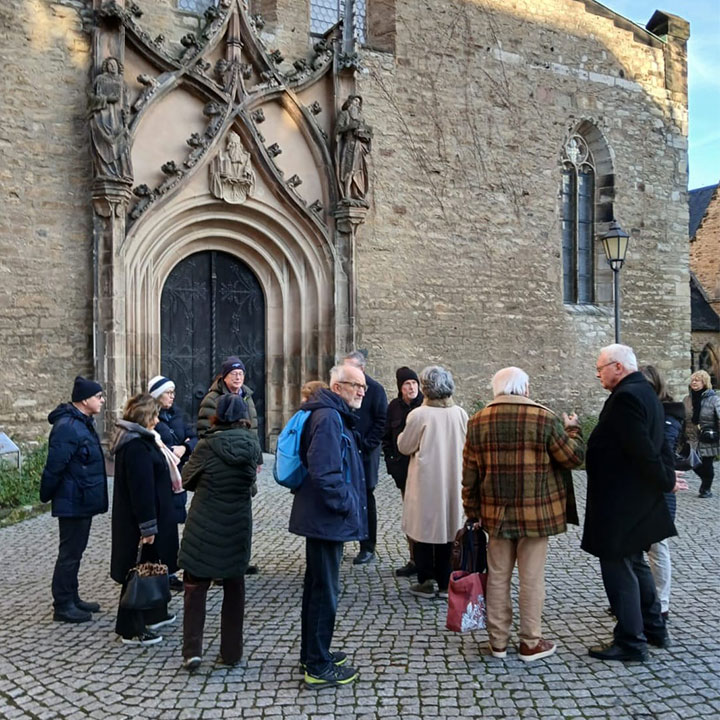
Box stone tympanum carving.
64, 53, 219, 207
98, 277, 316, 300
210, 132, 256, 204
335, 95, 372, 205
88, 57, 133, 180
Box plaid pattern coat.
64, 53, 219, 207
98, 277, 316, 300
462, 395, 585, 539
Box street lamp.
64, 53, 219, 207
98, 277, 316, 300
601, 220, 630, 344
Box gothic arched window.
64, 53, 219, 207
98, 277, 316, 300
561, 134, 595, 304
310, 0, 366, 42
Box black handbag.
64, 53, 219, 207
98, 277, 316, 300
119, 541, 171, 611
450, 521, 488, 574
699, 424, 718, 444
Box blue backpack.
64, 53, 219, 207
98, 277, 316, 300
273, 409, 350, 489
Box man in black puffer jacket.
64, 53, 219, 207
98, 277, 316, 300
382, 366, 423, 577
40, 376, 108, 623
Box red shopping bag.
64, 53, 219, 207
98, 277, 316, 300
446, 570, 488, 633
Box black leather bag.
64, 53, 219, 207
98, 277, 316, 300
699, 424, 718, 444
450, 521, 488, 574
119, 541, 170, 611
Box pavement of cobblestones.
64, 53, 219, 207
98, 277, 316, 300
0, 456, 718, 720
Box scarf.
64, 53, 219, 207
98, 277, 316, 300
691, 389, 704, 426
152, 429, 183, 493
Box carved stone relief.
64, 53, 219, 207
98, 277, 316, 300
209, 131, 256, 204
335, 94, 372, 207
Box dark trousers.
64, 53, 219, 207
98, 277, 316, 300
360, 484, 376, 553
414, 541, 452, 591
301, 538, 343, 675
183, 572, 245, 664
600, 552, 666, 653
695, 456, 714, 492
52, 516, 92, 608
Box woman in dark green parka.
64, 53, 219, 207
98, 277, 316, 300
179, 394, 262, 671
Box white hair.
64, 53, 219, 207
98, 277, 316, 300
420, 365, 455, 399
599, 344, 638, 371
329, 364, 350, 385
491, 367, 529, 397
343, 350, 367, 369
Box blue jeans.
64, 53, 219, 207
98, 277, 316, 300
300, 538, 344, 674
600, 552, 665, 652
52, 517, 92, 608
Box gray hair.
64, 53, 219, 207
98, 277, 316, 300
420, 365, 455, 399
329, 364, 351, 385
491, 367, 529, 397
600, 343, 638, 371
343, 350, 367, 369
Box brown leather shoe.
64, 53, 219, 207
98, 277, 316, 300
518, 639, 556, 662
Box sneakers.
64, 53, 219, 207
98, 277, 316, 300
300, 651, 348, 671
699, 489, 713, 498
409, 580, 435, 598
519, 639, 557, 662
489, 644, 507, 659
183, 656, 202, 671
53, 604, 92, 624
121, 631, 162, 646
395, 561, 417, 577
146, 614, 176, 631
353, 550, 375, 565
304, 663, 359, 688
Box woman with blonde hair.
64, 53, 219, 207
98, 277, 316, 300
110, 394, 179, 646
683, 370, 720, 498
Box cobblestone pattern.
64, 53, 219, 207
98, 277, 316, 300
0, 459, 718, 719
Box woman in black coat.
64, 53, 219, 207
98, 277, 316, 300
178, 394, 261, 671
110, 394, 179, 646
683, 370, 720, 498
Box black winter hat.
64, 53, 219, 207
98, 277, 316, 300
221, 356, 246, 378
396, 366, 419, 392
216, 394, 249, 423
72, 376, 103, 402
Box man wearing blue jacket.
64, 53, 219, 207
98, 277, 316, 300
40, 376, 108, 623
289, 363, 368, 687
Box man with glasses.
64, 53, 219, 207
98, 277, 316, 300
40, 376, 108, 623
289, 363, 368, 687
343, 350, 387, 565
583, 344, 676, 662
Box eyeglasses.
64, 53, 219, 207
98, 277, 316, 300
596, 361, 617, 373
226, 371, 244, 378
338, 381, 367, 393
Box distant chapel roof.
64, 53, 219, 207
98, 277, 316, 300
689, 183, 719, 239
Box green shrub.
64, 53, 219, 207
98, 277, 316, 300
580, 415, 598, 440
0, 443, 48, 509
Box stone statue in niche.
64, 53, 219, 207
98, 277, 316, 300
88, 57, 133, 180
210, 132, 255, 204
335, 95, 372, 205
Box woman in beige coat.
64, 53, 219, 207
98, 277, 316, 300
398, 365, 468, 598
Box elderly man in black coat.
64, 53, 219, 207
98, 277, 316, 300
344, 351, 387, 565
583, 344, 677, 662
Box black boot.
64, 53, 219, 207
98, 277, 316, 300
54, 604, 92, 623
76, 598, 101, 613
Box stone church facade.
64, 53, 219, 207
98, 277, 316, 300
0, 0, 691, 445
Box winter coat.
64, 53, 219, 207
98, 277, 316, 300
662, 400, 685, 521
397, 397, 469, 544
382, 391, 424, 491
682, 389, 720, 457
197, 376, 258, 439
178, 426, 262, 579
353, 372, 387, 490
110, 422, 179, 583
462, 395, 585, 539
582, 372, 676, 560
40, 403, 108, 518
156, 404, 198, 524
289, 388, 368, 542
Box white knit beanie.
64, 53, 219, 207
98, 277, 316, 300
148, 375, 175, 399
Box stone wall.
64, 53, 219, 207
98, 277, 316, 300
353, 0, 690, 413
0, 0, 94, 441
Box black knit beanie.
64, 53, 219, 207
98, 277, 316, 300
221, 356, 246, 378
71, 376, 103, 402
396, 366, 419, 393
216, 394, 249, 423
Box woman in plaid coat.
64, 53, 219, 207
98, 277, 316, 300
462, 367, 585, 662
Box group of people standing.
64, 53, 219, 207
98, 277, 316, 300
38, 344, 714, 685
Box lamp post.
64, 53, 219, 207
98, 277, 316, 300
601, 220, 630, 344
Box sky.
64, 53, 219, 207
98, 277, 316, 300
602, 0, 720, 190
